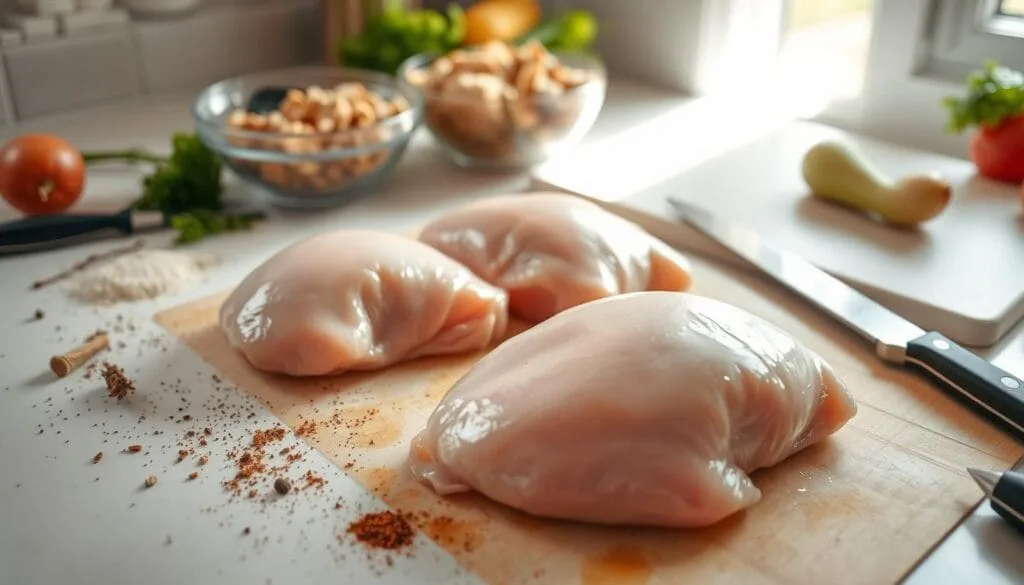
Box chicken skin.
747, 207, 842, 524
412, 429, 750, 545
418, 193, 693, 322
220, 229, 509, 377
409, 291, 856, 528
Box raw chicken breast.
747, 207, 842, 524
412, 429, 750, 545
409, 291, 856, 528
220, 229, 509, 377
417, 192, 693, 322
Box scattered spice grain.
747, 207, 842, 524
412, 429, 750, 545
188, 472, 199, 481
91, 451, 103, 464
274, 477, 292, 495
198, 455, 208, 466
303, 471, 325, 490
126, 444, 142, 453
101, 362, 135, 400
33, 309, 44, 320
295, 419, 317, 437
144, 474, 158, 488
346, 511, 415, 550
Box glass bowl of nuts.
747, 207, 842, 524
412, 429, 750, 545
398, 41, 606, 171
192, 66, 422, 209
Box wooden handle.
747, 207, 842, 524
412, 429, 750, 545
50, 332, 109, 377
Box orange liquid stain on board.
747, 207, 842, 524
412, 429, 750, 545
581, 546, 652, 585
422, 516, 487, 553
420, 367, 469, 406
330, 404, 403, 449
353, 466, 397, 496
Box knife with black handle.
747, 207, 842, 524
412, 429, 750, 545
668, 198, 1024, 443
0, 208, 165, 256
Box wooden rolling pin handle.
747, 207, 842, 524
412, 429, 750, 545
50, 332, 109, 378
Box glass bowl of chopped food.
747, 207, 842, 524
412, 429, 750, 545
192, 65, 422, 209
398, 40, 606, 171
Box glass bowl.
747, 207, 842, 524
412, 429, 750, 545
398, 48, 607, 171
192, 66, 423, 209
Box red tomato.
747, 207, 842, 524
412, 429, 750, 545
970, 114, 1024, 184
0, 134, 85, 215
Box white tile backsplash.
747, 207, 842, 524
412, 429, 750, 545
0, 0, 324, 123
4, 30, 139, 118
132, 5, 234, 94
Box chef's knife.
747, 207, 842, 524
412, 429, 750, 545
0, 207, 166, 256
668, 198, 1024, 443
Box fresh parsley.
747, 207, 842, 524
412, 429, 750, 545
943, 61, 1024, 134
82, 132, 264, 244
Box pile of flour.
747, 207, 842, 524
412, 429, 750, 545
66, 248, 217, 304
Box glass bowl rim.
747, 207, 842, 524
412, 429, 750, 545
191, 65, 423, 142
397, 49, 607, 107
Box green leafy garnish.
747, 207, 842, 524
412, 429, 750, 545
133, 133, 224, 216
942, 61, 1024, 134
338, 1, 466, 74
170, 209, 263, 245
516, 9, 598, 53
82, 132, 265, 245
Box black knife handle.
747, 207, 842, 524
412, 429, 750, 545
992, 470, 1024, 534
906, 332, 1024, 442
0, 210, 132, 253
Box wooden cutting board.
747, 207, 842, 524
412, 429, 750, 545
154, 248, 1023, 585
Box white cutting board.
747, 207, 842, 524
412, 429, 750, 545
533, 120, 1024, 347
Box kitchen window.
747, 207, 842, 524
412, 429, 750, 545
570, 0, 1024, 159
924, 0, 1024, 79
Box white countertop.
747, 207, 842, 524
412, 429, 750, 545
0, 77, 1021, 585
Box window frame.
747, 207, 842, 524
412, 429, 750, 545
925, 0, 1024, 79
842, 0, 1024, 160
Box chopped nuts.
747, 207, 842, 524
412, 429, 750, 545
225, 82, 411, 196
404, 40, 600, 163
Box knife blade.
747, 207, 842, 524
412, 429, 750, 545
668, 198, 1024, 442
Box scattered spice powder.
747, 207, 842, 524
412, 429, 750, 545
303, 470, 325, 490
252, 427, 286, 448
223, 426, 287, 495
91, 452, 103, 464
295, 419, 317, 437
101, 362, 135, 400
346, 511, 415, 550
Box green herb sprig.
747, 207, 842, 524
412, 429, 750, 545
83, 132, 264, 245
943, 61, 1024, 134
338, 1, 466, 74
